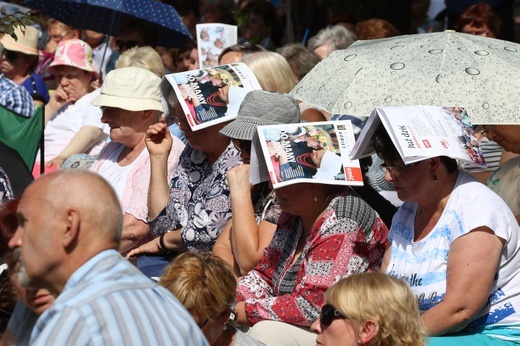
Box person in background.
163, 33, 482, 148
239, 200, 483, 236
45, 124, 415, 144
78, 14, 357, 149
237, 0, 282, 50
89, 67, 184, 254
82, 30, 112, 80
0, 42, 36, 118
454, 2, 502, 38
160, 253, 263, 346
161, 0, 200, 37
310, 273, 427, 346
277, 43, 321, 82
175, 41, 200, 72
218, 42, 266, 65
203, 0, 237, 25
7, 170, 208, 345
34, 39, 108, 174
307, 25, 357, 60
355, 18, 400, 40
1, 26, 50, 106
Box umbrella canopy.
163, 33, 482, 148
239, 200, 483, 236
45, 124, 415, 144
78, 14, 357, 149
291, 31, 520, 125
22, 0, 192, 48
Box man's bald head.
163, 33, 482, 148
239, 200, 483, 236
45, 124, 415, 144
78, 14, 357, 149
33, 170, 123, 243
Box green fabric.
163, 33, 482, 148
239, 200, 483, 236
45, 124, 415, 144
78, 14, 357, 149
0, 106, 43, 170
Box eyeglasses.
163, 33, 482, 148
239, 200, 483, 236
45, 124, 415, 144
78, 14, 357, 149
380, 162, 411, 178
198, 318, 209, 329
479, 125, 494, 139
116, 39, 140, 51
319, 304, 346, 326
231, 138, 252, 154
4, 50, 19, 62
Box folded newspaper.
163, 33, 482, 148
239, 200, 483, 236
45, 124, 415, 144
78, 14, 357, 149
250, 121, 364, 189
196, 23, 237, 68
161, 62, 262, 131
350, 105, 486, 167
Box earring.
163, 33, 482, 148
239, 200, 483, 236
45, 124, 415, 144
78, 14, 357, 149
314, 193, 318, 202
223, 324, 228, 330
433, 173, 438, 182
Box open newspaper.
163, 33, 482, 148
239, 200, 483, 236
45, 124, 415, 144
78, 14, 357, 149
350, 105, 486, 167
161, 62, 262, 131
250, 121, 364, 189
196, 23, 237, 68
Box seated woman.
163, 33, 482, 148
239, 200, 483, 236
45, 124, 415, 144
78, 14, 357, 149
232, 180, 388, 344
372, 124, 520, 344
159, 252, 263, 346
213, 90, 301, 277
311, 272, 426, 346
126, 89, 242, 276
1, 26, 50, 106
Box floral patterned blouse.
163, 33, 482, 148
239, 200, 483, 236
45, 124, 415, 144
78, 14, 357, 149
236, 190, 389, 326
149, 142, 242, 253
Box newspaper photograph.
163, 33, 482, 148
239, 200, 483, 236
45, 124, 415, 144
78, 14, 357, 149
254, 121, 364, 189
350, 105, 486, 167
196, 23, 237, 68
162, 62, 262, 131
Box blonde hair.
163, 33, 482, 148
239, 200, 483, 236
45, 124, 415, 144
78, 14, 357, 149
159, 253, 236, 321
326, 273, 426, 346
115, 46, 164, 78
243, 51, 296, 93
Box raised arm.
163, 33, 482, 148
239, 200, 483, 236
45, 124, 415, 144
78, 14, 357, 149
421, 227, 504, 336
146, 122, 173, 218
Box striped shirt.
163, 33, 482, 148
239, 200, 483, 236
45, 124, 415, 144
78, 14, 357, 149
0, 74, 35, 118
30, 250, 208, 346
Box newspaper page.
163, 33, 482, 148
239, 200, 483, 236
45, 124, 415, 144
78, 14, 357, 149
350, 105, 486, 167
252, 121, 364, 189
161, 62, 262, 131
196, 23, 238, 68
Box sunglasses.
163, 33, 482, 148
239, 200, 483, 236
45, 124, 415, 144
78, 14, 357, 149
4, 50, 19, 62
231, 139, 252, 154
116, 39, 140, 51
319, 304, 346, 326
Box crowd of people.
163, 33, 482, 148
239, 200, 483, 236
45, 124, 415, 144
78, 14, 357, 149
1, 0, 520, 345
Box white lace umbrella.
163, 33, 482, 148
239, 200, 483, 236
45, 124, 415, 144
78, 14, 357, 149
291, 31, 520, 125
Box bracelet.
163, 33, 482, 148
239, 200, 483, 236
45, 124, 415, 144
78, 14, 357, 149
158, 233, 169, 253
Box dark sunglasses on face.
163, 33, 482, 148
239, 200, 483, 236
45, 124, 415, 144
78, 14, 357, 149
116, 39, 139, 51
231, 139, 252, 154
4, 50, 19, 62
320, 303, 346, 326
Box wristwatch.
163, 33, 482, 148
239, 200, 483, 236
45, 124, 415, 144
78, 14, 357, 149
228, 301, 241, 327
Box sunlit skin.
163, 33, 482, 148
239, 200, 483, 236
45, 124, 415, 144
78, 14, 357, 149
483, 125, 520, 154
52, 65, 93, 104
311, 315, 359, 346
101, 107, 145, 146
219, 51, 243, 65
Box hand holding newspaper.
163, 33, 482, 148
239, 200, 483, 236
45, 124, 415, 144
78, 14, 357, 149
161, 62, 262, 131
350, 105, 487, 168
250, 121, 364, 189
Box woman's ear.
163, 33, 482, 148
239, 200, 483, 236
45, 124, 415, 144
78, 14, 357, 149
358, 319, 378, 345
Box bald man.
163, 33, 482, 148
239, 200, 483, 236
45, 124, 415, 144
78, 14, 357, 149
8, 170, 208, 345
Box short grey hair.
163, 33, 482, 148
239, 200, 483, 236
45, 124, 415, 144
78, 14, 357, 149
307, 25, 357, 56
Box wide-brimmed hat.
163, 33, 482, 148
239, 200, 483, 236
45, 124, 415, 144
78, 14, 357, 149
220, 90, 301, 140
48, 39, 99, 79
1, 26, 41, 56
91, 67, 163, 112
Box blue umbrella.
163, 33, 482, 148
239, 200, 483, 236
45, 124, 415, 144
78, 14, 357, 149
22, 0, 192, 48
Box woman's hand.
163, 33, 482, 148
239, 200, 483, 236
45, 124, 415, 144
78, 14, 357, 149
46, 155, 67, 169
227, 164, 252, 196
125, 237, 162, 259
146, 121, 173, 159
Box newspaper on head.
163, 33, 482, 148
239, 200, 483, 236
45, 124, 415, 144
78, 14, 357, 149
196, 23, 237, 68
250, 121, 364, 189
350, 105, 487, 167
161, 62, 262, 131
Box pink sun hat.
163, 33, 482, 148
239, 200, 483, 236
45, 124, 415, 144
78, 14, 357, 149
47, 39, 99, 80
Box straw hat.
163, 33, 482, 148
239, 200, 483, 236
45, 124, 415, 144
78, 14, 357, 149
0, 26, 40, 56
